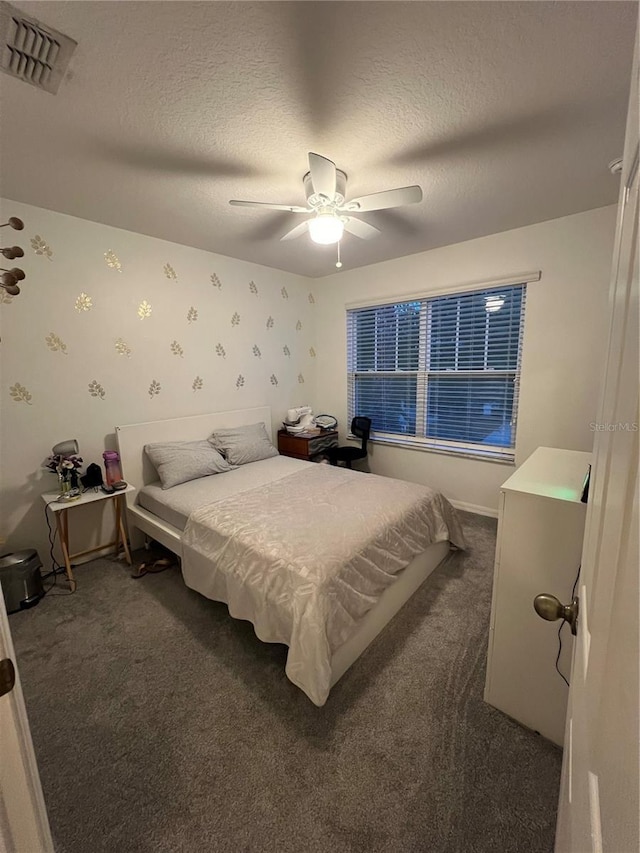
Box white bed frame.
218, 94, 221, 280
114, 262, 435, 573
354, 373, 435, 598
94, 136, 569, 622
116, 407, 451, 692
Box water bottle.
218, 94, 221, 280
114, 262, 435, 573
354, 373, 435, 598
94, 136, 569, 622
103, 451, 123, 487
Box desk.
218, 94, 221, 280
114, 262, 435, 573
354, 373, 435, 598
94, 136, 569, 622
41, 485, 134, 591
277, 429, 338, 462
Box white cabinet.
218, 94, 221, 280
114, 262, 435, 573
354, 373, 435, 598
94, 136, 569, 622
484, 446, 591, 746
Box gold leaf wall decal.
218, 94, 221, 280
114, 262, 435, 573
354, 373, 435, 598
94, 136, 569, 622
216, 343, 226, 358
115, 338, 132, 357
88, 380, 105, 399
309, 346, 316, 357
138, 300, 152, 319
298, 373, 305, 384
236, 374, 245, 390
0, 290, 14, 304
170, 341, 184, 357
104, 250, 122, 272
249, 280, 258, 296
210, 273, 222, 289
231, 312, 240, 326
45, 333, 68, 354
283, 345, 290, 357
281, 287, 289, 299
30, 235, 53, 259
192, 376, 203, 392
149, 380, 161, 398
308, 293, 315, 304
164, 263, 177, 281
266, 316, 274, 329
270, 374, 278, 386
187, 306, 198, 323
296, 320, 302, 331
75, 293, 92, 312
10, 383, 32, 404
252, 345, 261, 358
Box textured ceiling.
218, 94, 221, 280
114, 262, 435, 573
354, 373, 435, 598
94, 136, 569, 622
0, 1, 636, 277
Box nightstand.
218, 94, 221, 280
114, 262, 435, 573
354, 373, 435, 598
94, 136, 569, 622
277, 429, 338, 462
41, 485, 134, 591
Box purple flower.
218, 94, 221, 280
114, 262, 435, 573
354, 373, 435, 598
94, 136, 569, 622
44, 454, 83, 476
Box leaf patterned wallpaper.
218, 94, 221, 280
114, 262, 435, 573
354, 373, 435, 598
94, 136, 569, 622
0, 199, 319, 555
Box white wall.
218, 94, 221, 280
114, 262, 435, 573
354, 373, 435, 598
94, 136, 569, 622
0, 200, 317, 564
313, 206, 617, 514
0, 200, 617, 569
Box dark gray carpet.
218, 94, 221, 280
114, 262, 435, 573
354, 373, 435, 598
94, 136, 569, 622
11, 512, 561, 853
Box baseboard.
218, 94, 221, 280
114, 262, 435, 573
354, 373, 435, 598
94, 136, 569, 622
450, 500, 498, 519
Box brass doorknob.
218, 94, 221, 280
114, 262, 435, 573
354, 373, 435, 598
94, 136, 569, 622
533, 593, 579, 635
0, 658, 16, 697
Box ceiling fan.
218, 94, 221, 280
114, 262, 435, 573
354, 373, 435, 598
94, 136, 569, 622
229, 152, 422, 245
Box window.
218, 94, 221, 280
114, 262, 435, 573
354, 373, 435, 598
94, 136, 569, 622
347, 283, 527, 461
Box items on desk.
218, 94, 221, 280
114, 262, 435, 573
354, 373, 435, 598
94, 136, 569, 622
102, 451, 128, 492
44, 438, 83, 501
283, 405, 315, 433
282, 407, 338, 434
314, 414, 338, 430
80, 462, 104, 490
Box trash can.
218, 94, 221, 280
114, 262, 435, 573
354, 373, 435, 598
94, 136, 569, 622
0, 550, 44, 614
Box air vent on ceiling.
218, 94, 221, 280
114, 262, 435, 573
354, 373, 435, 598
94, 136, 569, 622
0, 1, 76, 94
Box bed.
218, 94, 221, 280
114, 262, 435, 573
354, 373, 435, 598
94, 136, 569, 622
116, 407, 464, 705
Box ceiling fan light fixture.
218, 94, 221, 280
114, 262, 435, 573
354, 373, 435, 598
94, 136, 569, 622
308, 212, 344, 245
229, 152, 420, 260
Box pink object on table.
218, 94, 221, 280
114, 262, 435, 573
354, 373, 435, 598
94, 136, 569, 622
103, 451, 123, 486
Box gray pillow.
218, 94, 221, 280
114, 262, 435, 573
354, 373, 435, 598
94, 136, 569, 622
144, 440, 233, 489
208, 422, 278, 466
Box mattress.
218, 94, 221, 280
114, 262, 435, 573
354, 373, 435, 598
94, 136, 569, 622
137, 455, 310, 530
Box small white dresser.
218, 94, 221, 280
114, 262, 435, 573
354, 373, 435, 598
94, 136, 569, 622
484, 446, 591, 746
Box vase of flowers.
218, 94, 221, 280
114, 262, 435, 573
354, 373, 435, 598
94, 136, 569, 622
44, 452, 83, 497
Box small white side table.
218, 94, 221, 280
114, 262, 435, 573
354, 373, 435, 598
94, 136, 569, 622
41, 485, 135, 591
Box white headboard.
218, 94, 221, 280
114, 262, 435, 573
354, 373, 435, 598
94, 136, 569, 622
116, 407, 272, 502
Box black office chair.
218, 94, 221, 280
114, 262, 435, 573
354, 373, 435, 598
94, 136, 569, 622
326, 417, 372, 469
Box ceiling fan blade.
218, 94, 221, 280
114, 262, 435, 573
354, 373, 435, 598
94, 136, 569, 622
343, 185, 423, 212
230, 200, 309, 213
308, 152, 337, 199
280, 221, 310, 242
343, 218, 381, 240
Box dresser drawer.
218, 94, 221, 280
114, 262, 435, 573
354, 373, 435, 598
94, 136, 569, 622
277, 430, 338, 461
307, 434, 338, 456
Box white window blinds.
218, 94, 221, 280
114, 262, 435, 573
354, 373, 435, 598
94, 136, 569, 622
347, 283, 527, 460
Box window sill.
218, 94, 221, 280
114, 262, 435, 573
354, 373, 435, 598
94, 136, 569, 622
364, 434, 516, 465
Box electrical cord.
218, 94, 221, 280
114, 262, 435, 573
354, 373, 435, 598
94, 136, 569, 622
555, 622, 570, 687
43, 503, 62, 576
555, 565, 581, 687
570, 565, 581, 600
41, 504, 74, 596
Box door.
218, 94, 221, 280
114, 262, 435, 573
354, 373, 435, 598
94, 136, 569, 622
0, 593, 53, 852
554, 35, 639, 853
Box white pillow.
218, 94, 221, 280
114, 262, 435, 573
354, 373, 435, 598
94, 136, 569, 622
208, 422, 278, 466
145, 440, 233, 489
